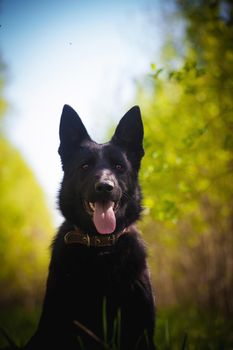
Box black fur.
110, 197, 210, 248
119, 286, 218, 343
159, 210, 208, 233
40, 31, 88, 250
24, 105, 156, 350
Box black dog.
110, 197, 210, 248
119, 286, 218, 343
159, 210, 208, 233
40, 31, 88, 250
24, 105, 156, 350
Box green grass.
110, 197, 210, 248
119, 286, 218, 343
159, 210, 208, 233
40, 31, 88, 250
155, 307, 233, 350
0, 305, 232, 349
0, 306, 40, 348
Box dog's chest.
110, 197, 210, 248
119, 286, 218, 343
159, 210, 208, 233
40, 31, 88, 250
57, 246, 133, 324
63, 247, 126, 290
57, 239, 143, 297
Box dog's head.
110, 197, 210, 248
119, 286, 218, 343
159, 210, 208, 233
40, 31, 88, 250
58, 105, 144, 235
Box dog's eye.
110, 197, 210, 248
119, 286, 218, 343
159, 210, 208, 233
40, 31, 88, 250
115, 164, 123, 170
81, 164, 89, 170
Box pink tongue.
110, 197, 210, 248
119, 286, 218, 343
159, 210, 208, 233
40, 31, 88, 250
93, 201, 116, 234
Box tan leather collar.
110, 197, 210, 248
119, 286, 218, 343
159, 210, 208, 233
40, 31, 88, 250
64, 228, 128, 247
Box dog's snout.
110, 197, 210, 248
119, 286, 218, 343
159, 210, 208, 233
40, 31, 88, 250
95, 180, 114, 193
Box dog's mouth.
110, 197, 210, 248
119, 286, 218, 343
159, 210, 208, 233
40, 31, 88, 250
84, 201, 119, 235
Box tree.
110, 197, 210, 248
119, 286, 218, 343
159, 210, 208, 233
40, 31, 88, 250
0, 61, 53, 309
138, 0, 233, 316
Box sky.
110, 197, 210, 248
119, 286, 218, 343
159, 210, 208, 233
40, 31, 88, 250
1, 0, 163, 225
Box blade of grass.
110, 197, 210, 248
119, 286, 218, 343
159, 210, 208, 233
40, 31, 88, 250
135, 330, 150, 350
76, 335, 85, 350
102, 297, 108, 345
181, 332, 188, 350
112, 309, 122, 349
117, 308, 121, 350
0, 327, 18, 348
112, 314, 118, 348
165, 319, 170, 349
73, 319, 110, 349
111, 308, 122, 350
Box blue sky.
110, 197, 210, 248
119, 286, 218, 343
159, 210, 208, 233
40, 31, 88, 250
1, 0, 163, 224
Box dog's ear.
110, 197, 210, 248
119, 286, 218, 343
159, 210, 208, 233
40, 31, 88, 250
111, 106, 144, 169
58, 104, 91, 169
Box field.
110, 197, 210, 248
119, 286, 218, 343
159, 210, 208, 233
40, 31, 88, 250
0, 306, 232, 349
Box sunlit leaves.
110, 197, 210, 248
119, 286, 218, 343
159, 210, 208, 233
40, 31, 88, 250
137, 0, 233, 315
0, 137, 53, 306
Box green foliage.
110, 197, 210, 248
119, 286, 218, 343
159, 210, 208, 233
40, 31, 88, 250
155, 307, 233, 349
0, 137, 52, 307
0, 306, 40, 347
0, 60, 53, 311
137, 0, 233, 319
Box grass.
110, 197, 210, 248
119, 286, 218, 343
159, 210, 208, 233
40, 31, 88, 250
155, 307, 233, 350
0, 305, 40, 348
0, 305, 232, 349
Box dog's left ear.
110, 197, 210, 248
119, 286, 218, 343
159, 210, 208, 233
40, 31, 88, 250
111, 106, 144, 169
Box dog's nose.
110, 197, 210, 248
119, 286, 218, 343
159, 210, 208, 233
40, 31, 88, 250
95, 180, 114, 193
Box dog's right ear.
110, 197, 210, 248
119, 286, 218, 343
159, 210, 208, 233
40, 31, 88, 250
58, 104, 91, 169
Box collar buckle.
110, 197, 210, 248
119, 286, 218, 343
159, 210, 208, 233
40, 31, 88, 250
82, 233, 90, 247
